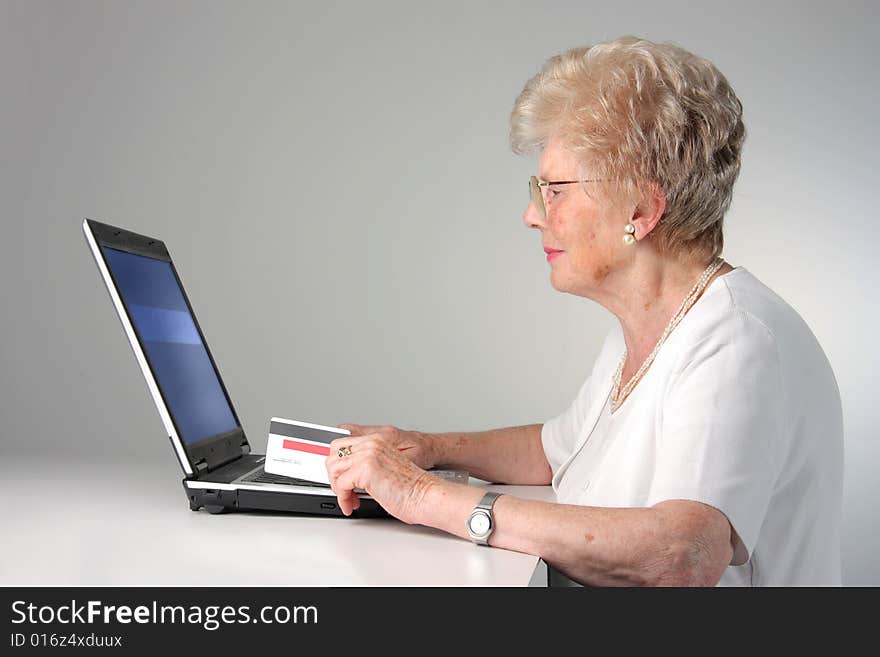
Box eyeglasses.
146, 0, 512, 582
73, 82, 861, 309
528, 175, 604, 219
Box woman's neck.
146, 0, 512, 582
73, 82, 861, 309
606, 253, 733, 381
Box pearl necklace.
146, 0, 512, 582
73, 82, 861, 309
611, 257, 725, 413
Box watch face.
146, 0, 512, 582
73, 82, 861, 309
469, 511, 491, 536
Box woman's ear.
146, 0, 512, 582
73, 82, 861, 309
630, 182, 666, 240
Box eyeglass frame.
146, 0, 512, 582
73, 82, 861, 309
528, 175, 605, 219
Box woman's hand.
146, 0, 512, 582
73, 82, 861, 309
324, 432, 439, 523
338, 423, 437, 470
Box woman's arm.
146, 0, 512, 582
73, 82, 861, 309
423, 423, 552, 485
324, 434, 733, 585
419, 481, 734, 587
340, 423, 552, 486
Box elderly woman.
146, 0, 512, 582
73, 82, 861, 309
325, 36, 843, 586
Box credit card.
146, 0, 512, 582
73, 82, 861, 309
264, 417, 350, 485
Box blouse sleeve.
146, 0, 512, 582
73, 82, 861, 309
646, 312, 788, 565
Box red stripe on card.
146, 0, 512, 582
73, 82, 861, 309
282, 439, 330, 456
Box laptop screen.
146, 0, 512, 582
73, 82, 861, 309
100, 246, 238, 445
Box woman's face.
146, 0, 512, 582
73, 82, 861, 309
523, 137, 633, 298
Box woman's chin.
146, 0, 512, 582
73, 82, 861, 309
548, 270, 569, 293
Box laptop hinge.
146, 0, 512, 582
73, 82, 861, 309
187, 429, 250, 476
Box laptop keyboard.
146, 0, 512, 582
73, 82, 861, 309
242, 468, 330, 488
240, 466, 466, 491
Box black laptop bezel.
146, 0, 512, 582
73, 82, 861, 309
85, 218, 249, 474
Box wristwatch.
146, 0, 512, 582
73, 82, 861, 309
466, 492, 502, 545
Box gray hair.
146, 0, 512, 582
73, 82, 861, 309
510, 36, 745, 261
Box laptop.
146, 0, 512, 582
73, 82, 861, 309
83, 218, 435, 518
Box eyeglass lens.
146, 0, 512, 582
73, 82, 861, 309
529, 176, 546, 219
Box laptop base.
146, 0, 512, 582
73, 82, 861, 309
183, 480, 389, 518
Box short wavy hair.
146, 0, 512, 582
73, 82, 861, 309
510, 36, 745, 261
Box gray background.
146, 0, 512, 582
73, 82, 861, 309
2, 0, 876, 584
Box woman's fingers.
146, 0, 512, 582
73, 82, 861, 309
324, 433, 434, 524
336, 486, 359, 516
332, 463, 363, 516
329, 434, 367, 457
327, 436, 368, 516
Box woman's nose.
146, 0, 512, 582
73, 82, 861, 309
523, 200, 545, 229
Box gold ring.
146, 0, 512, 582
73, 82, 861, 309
337, 446, 352, 458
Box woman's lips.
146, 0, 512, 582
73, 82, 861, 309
544, 247, 564, 262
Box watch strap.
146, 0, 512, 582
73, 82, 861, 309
476, 491, 502, 511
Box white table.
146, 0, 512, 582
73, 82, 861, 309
1, 453, 555, 586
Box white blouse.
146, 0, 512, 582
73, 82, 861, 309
542, 267, 843, 586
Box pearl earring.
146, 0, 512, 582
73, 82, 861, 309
623, 223, 636, 245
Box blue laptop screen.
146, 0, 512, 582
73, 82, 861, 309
101, 246, 238, 445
